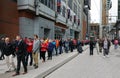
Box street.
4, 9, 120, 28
46, 45, 120, 78
0, 44, 120, 78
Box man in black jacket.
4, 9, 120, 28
89, 40, 95, 55
12, 35, 27, 76
3, 37, 16, 73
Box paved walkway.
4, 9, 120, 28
0, 45, 88, 78
46, 44, 120, 78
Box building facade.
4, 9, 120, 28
0, 0, 19, 39
90, 23, 99, 39
0, 0, 90, 40
118, 0, 120, 19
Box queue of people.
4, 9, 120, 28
1, 34, 120, 76
0, 35, 84, 76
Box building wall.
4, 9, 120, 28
19, 17, 34, 38
102, 0, 108, 25
118, 0, 120, 19
82, 19, 87, 40
90, 23, 100, 38
0, 0, 19, 39
17, 0, 86, 40
34, 17, 54, 39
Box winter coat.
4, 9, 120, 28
48, 42, 55, 52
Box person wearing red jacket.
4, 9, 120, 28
40, 40, 48, 62
26, 38, 33, 66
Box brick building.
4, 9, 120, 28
0, 0, 19, 39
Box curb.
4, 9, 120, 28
35, 46, 89, 78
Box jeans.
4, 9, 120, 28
59, 46, 63, 54
55, 47, 58, 55
103, 49, 109, 56
16, 55, 27, 74
41, 51, 46, 61
114, 44, 118, 49
26, 52, 33, 66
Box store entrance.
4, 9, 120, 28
44, 28, 50, 39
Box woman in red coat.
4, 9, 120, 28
26, 38, 33, 66
40, 41, 48, 62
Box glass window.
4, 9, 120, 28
68, 0, 72, 9
12, 0, 17, 2
62, 6, 66, 17
41, 0, 44, 4
45, 0, 47, 6
74, 3, 77, 15
78, 0, 81, 4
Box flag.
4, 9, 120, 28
57, 0, 61, 12
74, 15, 76, 23
57, 0, 61, 6
67, 9, 70, 19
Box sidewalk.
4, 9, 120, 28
0, 45, 89, 78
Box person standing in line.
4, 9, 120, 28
0, 37, 5, 60
69, 39, 74, 52
12, 35, 27, 76
47, 40, 55, 60
89, 39, 95, 55
40, 40, 48, 62
114, 38, 119, 49
98, 38, 103, 53
77, 39, 83, 53
59, 39, 63, 54
55, 39, 59, 56
3, 37, 16, 73
103, 37, 111, 57
26, 38, 33, 66
73, 39, 77, 49
32, 35, 40, 69
64, 39, 69, 53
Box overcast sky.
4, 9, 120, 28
90, 0, 118, 23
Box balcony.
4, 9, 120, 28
17, 0, 35, 11
56, 14, 66, 25
37, 3, 55, 20
67, 20, 73, 27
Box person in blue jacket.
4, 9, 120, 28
47, 40, 55, 60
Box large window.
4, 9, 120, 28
40, 0, 55, 10
62, 6, 66, 17
41, 0, 44, 4
78, 0, 81, 4
68, 0, 72, 9
74, 3, 77, 15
